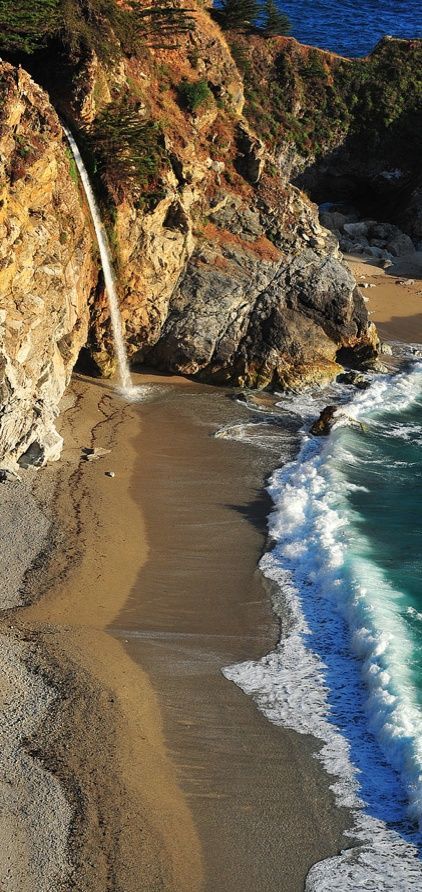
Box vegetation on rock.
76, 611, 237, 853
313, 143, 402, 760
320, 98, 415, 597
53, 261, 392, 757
0, 0, 60, 54
217, 0, 291, 36
89, 99, 167, 203
123, 0, 196, 51
178, 78, 213, 112
227, 34, 422, 172
0, 0, 196, 62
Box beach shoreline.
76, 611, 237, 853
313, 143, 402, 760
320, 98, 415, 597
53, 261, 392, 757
0, 261, 421, 889
346, 252, 422, 344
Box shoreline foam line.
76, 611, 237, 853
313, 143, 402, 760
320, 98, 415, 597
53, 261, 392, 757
224, 358, 422, 889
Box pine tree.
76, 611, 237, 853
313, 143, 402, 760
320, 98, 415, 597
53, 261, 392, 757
0, 0, 60, 54
220, 0, 260, 31
261, 0, 291, 37
127, 0, 195, 49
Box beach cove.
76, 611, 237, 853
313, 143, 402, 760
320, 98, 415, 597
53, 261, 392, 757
0, 1, 421, 887
0, 265, 420, 888
0, 370, 348, 890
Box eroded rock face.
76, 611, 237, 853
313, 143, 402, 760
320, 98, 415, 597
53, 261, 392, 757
0, 65, 95, 467
141, 192, 376, 389
65, 4, 376, 390
0, 5, 380, 463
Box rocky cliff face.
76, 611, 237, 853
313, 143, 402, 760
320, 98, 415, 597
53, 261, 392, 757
55, 0, 377, 388
0, 3, 384, 463
0, 65, 95, 467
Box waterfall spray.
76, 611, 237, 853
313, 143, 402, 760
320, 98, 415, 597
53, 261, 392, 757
63, 125, 135, 395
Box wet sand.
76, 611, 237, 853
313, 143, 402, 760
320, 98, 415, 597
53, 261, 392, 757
111, 382, 350, 891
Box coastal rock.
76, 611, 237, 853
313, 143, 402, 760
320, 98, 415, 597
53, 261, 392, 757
310, 405, 339, 436
337, 371, 370, 389
324, 210, 417, 263
344, 221, 370, 238
0, 65, 96, 467
138, 193, 376, 389
386, 232, 415, 257
64, 14, 377, 391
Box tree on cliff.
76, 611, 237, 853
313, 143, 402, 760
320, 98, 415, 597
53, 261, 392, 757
125, 0, 195, 50
261, 0, 291, 36
0, 0, 60, 54
218, 0, 291, 35
219, 0, 260, 30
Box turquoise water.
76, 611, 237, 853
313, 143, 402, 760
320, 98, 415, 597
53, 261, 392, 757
340, 396, 422, 708
277, 0, 422, 57
226, 361, 422, 886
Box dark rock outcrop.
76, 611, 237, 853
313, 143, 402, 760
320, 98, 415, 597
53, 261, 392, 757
310, 405, 339, 436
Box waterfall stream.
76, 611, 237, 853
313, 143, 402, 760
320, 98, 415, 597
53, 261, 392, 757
63, 125, 135, 395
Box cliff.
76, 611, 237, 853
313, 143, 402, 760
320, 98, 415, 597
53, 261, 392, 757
0, 1, 391, 464
56, 0, 377, 386
229, 33, 422, 239
0, 65, 96, 468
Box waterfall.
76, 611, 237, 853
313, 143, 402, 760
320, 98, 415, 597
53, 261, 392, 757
63, 125, 135, 395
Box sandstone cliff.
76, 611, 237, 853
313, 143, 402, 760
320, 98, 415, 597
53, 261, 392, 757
0, 65, 96, 467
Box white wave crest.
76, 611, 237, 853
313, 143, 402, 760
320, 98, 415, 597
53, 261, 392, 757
224, 359, 422, 889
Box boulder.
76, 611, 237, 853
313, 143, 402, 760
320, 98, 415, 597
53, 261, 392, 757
337, 371, 371, 389
320, 211, 348, 231
386, 232, 415, 257
310, 405, 339, 436
344, 221, 371, 238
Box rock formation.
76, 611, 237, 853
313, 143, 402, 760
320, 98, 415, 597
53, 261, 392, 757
57, 1, 377, 388
0, 65, 96, 467
6, 3, 416, 463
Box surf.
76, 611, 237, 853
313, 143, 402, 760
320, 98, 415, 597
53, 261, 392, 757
224, 357, 422, 888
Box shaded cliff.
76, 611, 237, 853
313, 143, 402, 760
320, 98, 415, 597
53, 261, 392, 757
228, 33, 422, 238
0, 64, 96, 467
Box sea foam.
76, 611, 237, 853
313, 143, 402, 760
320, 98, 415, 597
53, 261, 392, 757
224, 359, 422, 889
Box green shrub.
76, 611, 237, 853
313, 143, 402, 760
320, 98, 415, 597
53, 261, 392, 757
0, 0, 195, 62
178, 79, 213, 113
0, 0, 60, 54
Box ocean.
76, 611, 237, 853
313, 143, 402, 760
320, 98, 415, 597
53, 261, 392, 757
224, 353, 422, 888
277, 0, 422, 57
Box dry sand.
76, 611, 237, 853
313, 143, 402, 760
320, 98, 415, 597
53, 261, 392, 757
346, 251, 422, 344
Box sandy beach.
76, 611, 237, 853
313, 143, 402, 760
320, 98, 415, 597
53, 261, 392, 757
347, 252, 422, 344
0, 255, 421, 890
0, 371, 349, 891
